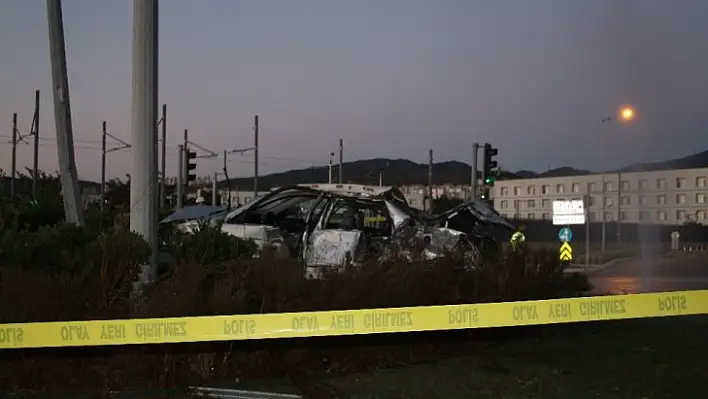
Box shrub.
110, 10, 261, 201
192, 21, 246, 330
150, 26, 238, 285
164, 221, 258, 266
0, 222, 589, 393
0, 226, 149, 323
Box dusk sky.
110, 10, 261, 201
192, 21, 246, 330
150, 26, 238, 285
2, 0, 708, 182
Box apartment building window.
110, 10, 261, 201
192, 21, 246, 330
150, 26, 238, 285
605, 197, 613, 206
556, 184, 565, 194
500, 200, 508, 209
542, 213, 550, 220
638, 179, 649, 190
528, 213, 536, 220
527, 199, 535, 208
697, 210, 707, 221
501, 187, 509, 196
514, 186, 521, 196
657, 210, 667, 221
676, 210, 686, 221
620, 211, 629, 221
605, 212, 614, 221
587, 196, 595, 206
620, 196, 631, 206
676, 178, 686, 189
588, 182, 597, 192
621, 180, 630, 191
542, 199, 550, 208
697, 177, 707, 188
639, 195, 648, 206
528, 185, 536, 195
604, 181, 613, 192
676, 194, 687, 205
639, 211, 650, 221
572, 183, 580, 193
513, 200, 521, 210
697, 193, 707, 204
542, 185, 550, 194
657, 195, 667, 205
588, 212, 596, 221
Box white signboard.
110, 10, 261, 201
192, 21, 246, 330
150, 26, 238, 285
552, 200, 585, 225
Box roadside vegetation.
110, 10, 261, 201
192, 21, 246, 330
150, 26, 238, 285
5, 174, 692, 397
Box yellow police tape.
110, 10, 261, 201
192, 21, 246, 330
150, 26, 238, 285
1, 290, 707, 350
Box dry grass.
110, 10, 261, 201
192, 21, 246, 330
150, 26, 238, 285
0, 245, 587, 394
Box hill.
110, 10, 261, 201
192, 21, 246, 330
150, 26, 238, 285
219, 158, 473, 190
221, 149, 708, 189
617, 150, 708, 173
4, 149, 708, 194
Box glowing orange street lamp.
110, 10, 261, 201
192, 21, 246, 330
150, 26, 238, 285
619, 106, 635, 121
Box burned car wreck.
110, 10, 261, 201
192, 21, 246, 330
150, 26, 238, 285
176, 184, 514, 278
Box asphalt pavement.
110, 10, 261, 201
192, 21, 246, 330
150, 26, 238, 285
587, 251, 708, 294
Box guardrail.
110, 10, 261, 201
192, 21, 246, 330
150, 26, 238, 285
1, 290, 707, 350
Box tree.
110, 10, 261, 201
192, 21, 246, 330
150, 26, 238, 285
104, 175, 131, 208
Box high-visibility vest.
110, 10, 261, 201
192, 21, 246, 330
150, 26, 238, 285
510, 231, 526, 243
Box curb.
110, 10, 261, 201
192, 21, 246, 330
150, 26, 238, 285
564, 256, 634, 274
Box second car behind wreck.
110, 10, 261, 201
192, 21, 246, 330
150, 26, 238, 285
176, 184, 514, 278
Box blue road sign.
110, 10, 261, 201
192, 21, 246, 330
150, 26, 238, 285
558, 227, 573, 243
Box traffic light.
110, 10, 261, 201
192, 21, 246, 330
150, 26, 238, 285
482, 143, 498, 184
186, 150, 197, 183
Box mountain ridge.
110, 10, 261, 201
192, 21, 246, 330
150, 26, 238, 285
6, 149, 705, 191
217, 149, 708, 190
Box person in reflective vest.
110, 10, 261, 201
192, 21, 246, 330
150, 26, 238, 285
510, 225, 526, 251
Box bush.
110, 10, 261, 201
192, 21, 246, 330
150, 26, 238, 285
0, 222, 589, 393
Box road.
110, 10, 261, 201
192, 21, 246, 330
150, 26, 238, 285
588, 252, 708, 294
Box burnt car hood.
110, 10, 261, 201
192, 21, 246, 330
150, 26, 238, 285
435, 199, 514, 230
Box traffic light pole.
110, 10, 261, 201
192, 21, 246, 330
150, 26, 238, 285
471, 143, 479, 200
428, 149, 433, 212
177, 144, 184, 209
481, 143, 498, 202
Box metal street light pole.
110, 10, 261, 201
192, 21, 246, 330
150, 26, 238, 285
599, 105, 635, 253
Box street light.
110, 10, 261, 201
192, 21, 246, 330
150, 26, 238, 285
619, 106, 636, 122
599, 105, 637, 253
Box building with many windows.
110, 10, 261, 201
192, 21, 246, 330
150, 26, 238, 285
490, 168, 708, 225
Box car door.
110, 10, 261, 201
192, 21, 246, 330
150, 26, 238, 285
303, 198, 367, 268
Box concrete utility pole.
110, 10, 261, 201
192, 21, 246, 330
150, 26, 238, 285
11, 113, 17, 198
159, 103, 167, 208
471, 142, 479, 200
338, 138, 343, 184
177, 144, 184, 209
212, 171, 217, 205
32, 90, 40, 197
101, 121, 107, 211
253, 114, 259, 197
46, 0, 84, 226
328, 152, 334, 184
428, 149, 433, 212
129, 0, 159, 285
